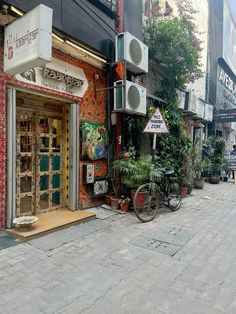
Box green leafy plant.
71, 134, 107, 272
192, 159, 210, 179
188, 141, 210, 180
113, 155, 152, 190
144, 0, 203, 94
202, 136, 226, 176
117, 0, 204, 192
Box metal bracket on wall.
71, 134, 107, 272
95, 60, 127, 95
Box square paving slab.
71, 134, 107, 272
130, 225, 194, 256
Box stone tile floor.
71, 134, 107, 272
0, 232, 21, 250
1, 181, 236, 313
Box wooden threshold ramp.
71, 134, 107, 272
6, 208, 96, 241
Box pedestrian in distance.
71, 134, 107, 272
230, 144, 236, 179
230, 144, 236, 156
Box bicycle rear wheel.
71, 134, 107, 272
133, 183, 159, 222
168, 180, 182, 211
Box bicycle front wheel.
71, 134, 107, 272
168, 181, 182, 211
133, 183, 159, 222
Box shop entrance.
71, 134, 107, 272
16, 107, 65, 216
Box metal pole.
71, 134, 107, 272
116, 0, 123, 158
152, 134, 157, 162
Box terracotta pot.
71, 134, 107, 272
194, 177, 205, 189
110, 197, 120, 210
105, 195, 114, 206
131, 190, 147, 208
180, 187, 188, 197
120, 200, 130, 212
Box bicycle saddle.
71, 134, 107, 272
164, 170, 175, 177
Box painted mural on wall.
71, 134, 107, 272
81, 122, 107, 160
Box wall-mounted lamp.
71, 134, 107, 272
52, 33, 64, 43
65, 39, 107, 64
11, 6, 23, 16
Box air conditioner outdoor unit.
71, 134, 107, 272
176, 90, 186, 110
204, 103, 213, 121
195, 98, 205, 119
114, 80, 147, 116
115, 32, 148, 74
186, 92, 198, 114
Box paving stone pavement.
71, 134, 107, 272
1, 182, 236, 313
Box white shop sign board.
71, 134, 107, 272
4, 4, 53, 74
144, 107, 169, 134
15, 58, 88, 97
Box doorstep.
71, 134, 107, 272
6, 208, 96, 241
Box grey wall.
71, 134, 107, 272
123, 0, 143, 40
5, 0, 143, 60
208, 0, 223, 106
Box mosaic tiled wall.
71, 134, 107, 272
52, 50, 108, 208
0, 77, 6, 228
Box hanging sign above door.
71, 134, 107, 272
15, 58, 88, 97
144, 107, 169, 134
4, 4, 52, 74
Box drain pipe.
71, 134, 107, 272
115, 0, 123, 197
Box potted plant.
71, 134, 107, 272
192, 159, 210, 189
208, 157, 225, 184
113, 155, 152, 204
202, 136, 225, 184
221, 161, 230, 182
119, 196, 131, 212
180, 179, 193, 195
188, 142, 210, 189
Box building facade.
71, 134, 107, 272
208, 0, 236, 151
0, 0, 143, 229
142, 0, 213, 146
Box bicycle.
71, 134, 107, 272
133, 168, 182, 222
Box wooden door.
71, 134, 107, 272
16, 110, 64, 215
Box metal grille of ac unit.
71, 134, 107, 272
129, 39, 142, 65
128, 85, 140, 110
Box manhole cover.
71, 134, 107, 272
150, 226, 194, 247
130, 236, 181, 256
130, 226, 195, 256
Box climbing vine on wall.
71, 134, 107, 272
142, 0, 204, 173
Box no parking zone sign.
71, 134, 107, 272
144, 108, 169, 134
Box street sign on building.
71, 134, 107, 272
225, 154, 236, 170
4, 4, 53, 74
216, 109, 236, 123
144, 107, 169, 134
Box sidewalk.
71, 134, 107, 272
1, 181, 236, 313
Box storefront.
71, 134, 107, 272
0, 44, 107, 229
213, 62, 236, 151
